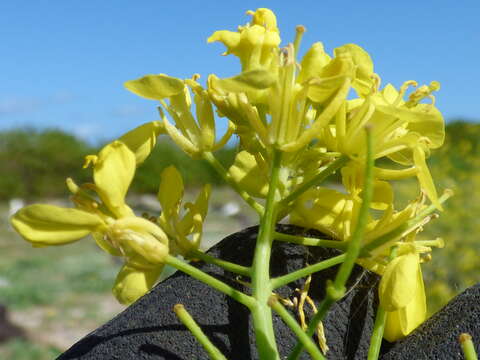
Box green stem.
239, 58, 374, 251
203, 151, 264, 216
251, 150, 283, 360
271, 254, 346, 290
367, 247, 397, 360
174, 304, 227, 360
165, 255, 255, 309
367, 307, 387, 360
289, 127, 375, 360
268, 296, 325, 360
187, 249, 251, 277
281, 155, 349, 207
460, 333, 478, 360
274, 231, 348, 251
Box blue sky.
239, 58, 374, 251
1, 1, 479, 142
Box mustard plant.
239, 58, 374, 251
11, 8, 455, 359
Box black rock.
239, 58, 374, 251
380, 283, 480, 360
58, 225, 381, 359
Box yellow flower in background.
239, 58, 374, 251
11, 141, 169, 304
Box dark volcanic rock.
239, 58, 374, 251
381, 283, 480, 360
58, 225, 380, 360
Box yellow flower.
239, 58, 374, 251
379, 249, 427, 342
157, 166, 211, 256
207, 8, 280, 72
290, 164, 396, 241
320, 80, 444, 209
124, 74, 233, 157
208, 34, 355, 151
11, 141, 169, 304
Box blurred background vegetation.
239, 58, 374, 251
0, 121, 478, 357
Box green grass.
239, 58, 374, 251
0, 232, 120, 310
0, 339, 61, 360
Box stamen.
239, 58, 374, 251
293, 25, 306, 58
83, 155, 98, 169
371, 73, 381, 93
393, 80, 417, 106
415, 237, 445, 249
405, 80, 441, 108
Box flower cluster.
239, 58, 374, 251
11, 122, 210, 304
11, 8, 447, 343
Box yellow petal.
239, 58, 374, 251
92, 231, 122, 256
366, 203, 415, 242
94, 141, 136, 218
112, 264, 163, 305
118, 121, 165, 165
405, 104, 445, 149
290, 188, 351, 240
207, 30, 241, 50
162, 113, 200, 157
297, 42, 331, 83
188, 83, 215, 150
381, 83, 400, 104
11, 204, 103, 246
212, 69, 277, 93
228, 151, 269, 198
413, 146, 442, 210
124, 74, 184, 100
371, 180, 394, 210
114, 216, 169, 245
379, 253, 420, 311
158, 166, 184, 217
178, 184, 211, 238
334, 44, 374, 97
248, 8, 279, 32
384, 265, 427, 341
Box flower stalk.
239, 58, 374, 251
174, 304, 228, 360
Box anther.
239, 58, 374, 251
393, 80, 417, 106
422, 253, 432, 262
296, 25, 306, 34
83, 155, 98, 169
